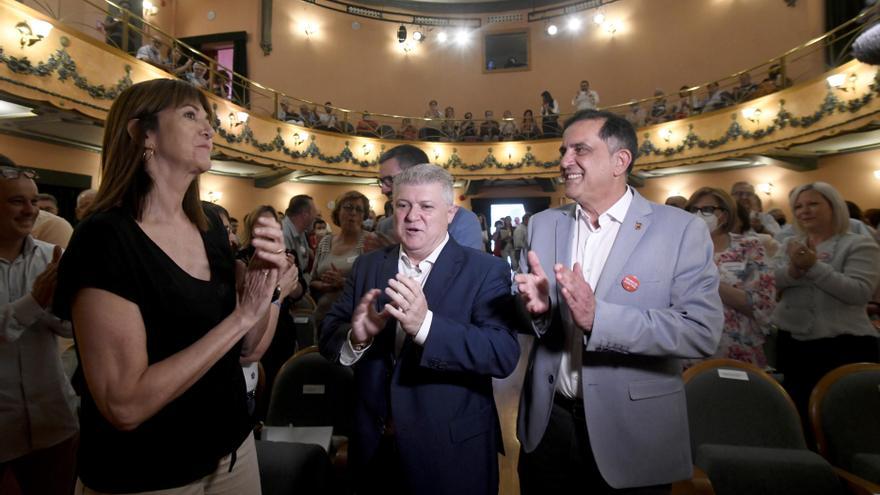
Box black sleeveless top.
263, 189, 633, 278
55, 208, 251, 492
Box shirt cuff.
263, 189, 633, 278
12, 293, 46, 328
413, 310, 433, 346
339, 329, 370, 366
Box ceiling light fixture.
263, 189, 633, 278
593, 11, 606, 25
413, 30, 425, 42
397, 24, 407, 43
455, 29, 469, 45
437, 31, 448, 43
568, 17, 582, 31
546, 24, 558, 36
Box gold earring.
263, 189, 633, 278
143, 147, 155, 162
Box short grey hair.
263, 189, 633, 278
392, 163, 454, 205
789, 182, 850, 236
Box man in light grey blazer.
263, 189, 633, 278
515, 110, 723, 494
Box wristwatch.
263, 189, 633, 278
270, 285, 282, 303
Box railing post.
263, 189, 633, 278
121, 10, 130, 53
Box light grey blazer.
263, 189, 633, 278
516, 190, 723, 489
772, 232, 880, 340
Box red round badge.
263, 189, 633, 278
621, 275, 640, 292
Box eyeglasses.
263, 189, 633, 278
377, 175, 395, 188
0, 167, 39, 180
342, 204, 365, 214
687, 205, 724, 215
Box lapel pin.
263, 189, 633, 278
634, 222, 642, 231
622, 274, 640, 292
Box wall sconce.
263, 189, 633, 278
756, 183, 774, 196
361, 143, 374, 156
303, 22, 317, 37
16, 20, 53, 48
662, 128, 674, 143
873, 170, 880, 180
206, 191, 222, 203
401, 41, 415, 53
433, 148, 441, 161
228, 111, 249, 127
292, 132, 304, 147
604, 21, 618, 35
742, 107, 762, 124
142, 0, 159, 16
826, 73, 857, 92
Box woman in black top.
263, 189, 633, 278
55, 79, 285, 493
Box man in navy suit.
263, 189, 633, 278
320, 163, 519, 495
516, 110, 723, 493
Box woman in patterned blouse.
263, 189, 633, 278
685, 187, 777, 367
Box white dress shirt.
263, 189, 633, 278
0, 236, 77, 462
340, 234, 450, 365
557, 189, 633, 399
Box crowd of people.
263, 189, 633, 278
3, 79, 879, 494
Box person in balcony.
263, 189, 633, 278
479, 110, 501, 141
184, 61, 209, 90
571, 79, 600, 111
135, 37, 165, 68
645, 89, 668, 125
317, 101, 338, 131
670, 85, 695, 120
733, 72, 758, 102
398, 118, 419, 141
421, 99, 442, 141
356, 112, 380, 137
440, 106, 458, 141
460, 112, 478, 141
500, 110, 518, 141
520, 109, 541, 139
540, 90, 560, 136
624, 101, 645, 128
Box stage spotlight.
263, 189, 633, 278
455, 29, 469, 45
397, 24, 407, 43
437, 31, 448, 43
413, 30, 425, 42
568, 17, 582, 31
593, 12, 605, 25
546, 24, 558, 36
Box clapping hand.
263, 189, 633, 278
351, 289, 388, 346
384, 273, 428, 336
555, 262, 595, 333
31, 245, 62, 309
514, 251, 550, 315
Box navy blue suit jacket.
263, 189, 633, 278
320, 238, 519, 495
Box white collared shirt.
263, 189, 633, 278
340, 234, 450, 365
557, 188, 633, 399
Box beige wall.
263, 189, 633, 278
163, 0, 824, 118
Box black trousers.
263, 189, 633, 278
777, 331, 879, 439
518, 394, 670, 495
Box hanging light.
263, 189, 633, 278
437, 31, 448, 43
413, 30, 425, 42
546, 24, 558, 36
568, 17, 582, 31
397, 24, 407, 43
593, 11, 606, 25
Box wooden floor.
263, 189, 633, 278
492, 334, 534, 495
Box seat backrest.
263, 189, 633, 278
684, 359, 807, 458
810, 363, 880, 470
266, 346, 355, 437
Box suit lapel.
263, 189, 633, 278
555, 205, 575, 322
422, 239, 463, 308
595, 191, 654, 298
377, 245, 400, 351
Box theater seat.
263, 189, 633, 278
255, 439, 331, 495
681, 359, 844, 495
810, 363, 880, 494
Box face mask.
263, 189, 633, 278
314, 228, 327, 236
362, 219, 374, 229
695, 211, 719, 232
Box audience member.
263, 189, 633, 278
135, 36, 165, 68
371, 145, 483, 251
520, 109, 541, 139
317, 101, 338, 130
515, 109, 722, 493
686, 188, 776, 367
54, 79, 284, 493
398, 118, 419, 141
752, 77, 777, 98
32, 209, 74, 249
318, 164, 518, 495
36, 192, 58, 215
479, 110, 501, 141
211, 70, 231, 99
0, 158, 78, 495
772, 181, 880, 423
500, 110, 518, 141
624, 100, 645, 128
184, 61, 209, 89
310, 191, 371, 327
309, 218, 328, 251
664, 195, 687, 209
730, 181, 781, 236
440, 106, 458, 141
733, 72, 758, 102
767, 207, 786, 227
282, 194, 317, 277
477, 213, 490, 252
75, 188, 97, 222
422, 99, 442, 140
646, 89, 667, 125
299, 104, 319, 127
460, 112, 478, 140
512, 212, 530, 271
356, 112, 379, 136
671, 85, 695, 120
571, 79, 600, 111
540, 90, 560, 136
701, 81, 730, 113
